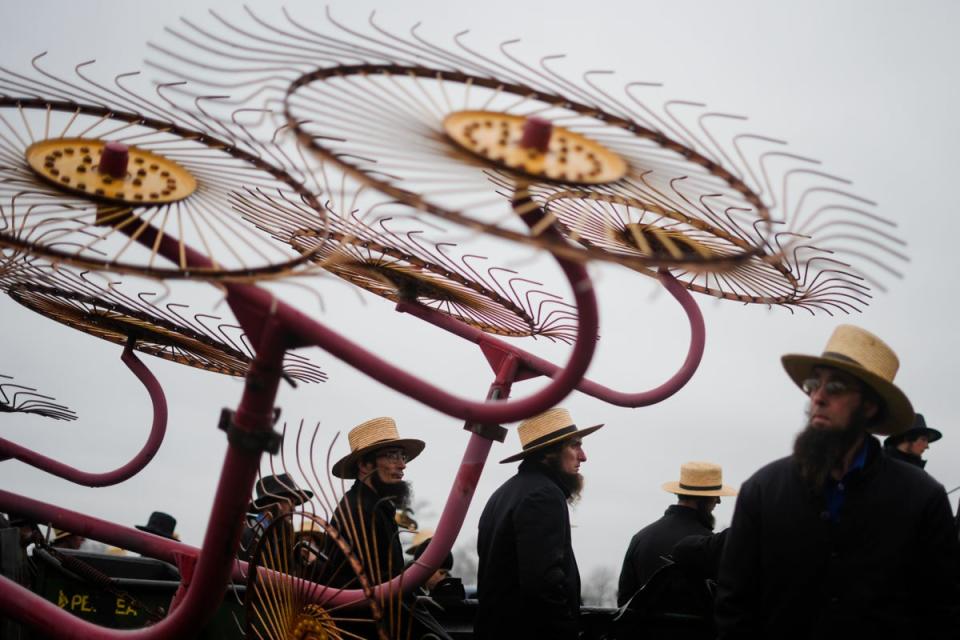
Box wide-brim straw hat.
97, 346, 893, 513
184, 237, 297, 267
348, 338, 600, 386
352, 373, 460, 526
884, 413, 942, 447
52, 528, 80, 543
332, 417, 425, 479
500, 407, 603, 464
662, 461, 737, 497
781, 324, 914, 436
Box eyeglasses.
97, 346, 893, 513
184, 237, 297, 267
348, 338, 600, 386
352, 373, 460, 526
377, 449, 409, 463
801, 377, 858, 397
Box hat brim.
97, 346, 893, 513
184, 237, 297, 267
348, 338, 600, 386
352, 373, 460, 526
886, 426, 943, 446
781, 354, 914, 436
332, 438, 426, 479
661, 481, 737, 497
134, 525, 176, 539
499, 424, 603, 464
251, 488, 314, 511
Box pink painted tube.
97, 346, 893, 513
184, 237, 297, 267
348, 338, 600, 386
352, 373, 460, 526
399, 270, 705, 407
133, 206, 602, 425
0, 322, 290, 638
0, 345, 168, 486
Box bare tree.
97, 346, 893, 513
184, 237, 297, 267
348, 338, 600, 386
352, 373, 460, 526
582, 565, 617, 607
452, 537, 479, 589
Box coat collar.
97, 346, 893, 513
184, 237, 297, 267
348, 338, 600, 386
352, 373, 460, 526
518, 458, 573, 498
664, 504, 713, 529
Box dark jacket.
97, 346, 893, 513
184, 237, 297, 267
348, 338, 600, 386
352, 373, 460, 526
715, 436, 960, 639
475, 459, 581, 640
671, 528, 728, 580
320, 480, 404, 588
883, 445, 926, 469
617, 505, 713, 605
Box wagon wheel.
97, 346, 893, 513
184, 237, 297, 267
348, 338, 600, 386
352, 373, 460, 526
231, 188, 579, 342
0, 374, 77, 421
148, 8, 905, 311
283, 63, 775, 273
5, 274, 325, 383
245, 513, 387, 640
0, 69, 327, 281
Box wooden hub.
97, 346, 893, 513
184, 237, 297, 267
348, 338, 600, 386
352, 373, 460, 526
443, 111, 627, 184
25, 138, 197, 205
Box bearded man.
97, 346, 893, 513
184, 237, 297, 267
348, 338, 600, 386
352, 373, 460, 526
617, 461, 736, 606
715, 325, 960, 638
321, 417, 424, 589
475, 407, 602, 640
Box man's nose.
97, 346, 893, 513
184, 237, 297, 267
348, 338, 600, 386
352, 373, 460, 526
810, 385, 829, 405
398, 458, 406, 470
578, 448, 587, 462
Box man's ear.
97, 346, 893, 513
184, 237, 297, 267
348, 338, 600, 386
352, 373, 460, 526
863, 399, 879, 420
358, 459, 376, 478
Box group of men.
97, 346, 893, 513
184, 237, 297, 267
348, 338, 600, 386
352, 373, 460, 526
473, 323, 959, 637
241, 323, 959, 638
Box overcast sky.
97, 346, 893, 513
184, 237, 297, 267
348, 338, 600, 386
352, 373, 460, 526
1, 0, 958, 593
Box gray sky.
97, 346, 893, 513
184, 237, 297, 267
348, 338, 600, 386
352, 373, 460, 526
1, 0, 958, 589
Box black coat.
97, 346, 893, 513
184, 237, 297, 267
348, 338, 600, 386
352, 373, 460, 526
715, 436, 960, 639
617, 505, 713, 605
475, 459, 581, 640
320, 480, 404, 588
884, 445, 926, 469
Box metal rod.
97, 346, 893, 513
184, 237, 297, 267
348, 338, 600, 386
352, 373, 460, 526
131, 199, 601, 425
0, 344, 168, 486
399, 269, 705, 407
296, 354, 522, 607
0, 321, 289, 639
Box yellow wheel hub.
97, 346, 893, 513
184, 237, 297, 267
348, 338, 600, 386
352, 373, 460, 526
25, 138, 197, 205
443, 110, 627, 184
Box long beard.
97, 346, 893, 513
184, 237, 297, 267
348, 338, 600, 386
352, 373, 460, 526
695, 502, 716, 531
370, 473, 412, 511
545, 457, 585, 504
794, 403, 868, 493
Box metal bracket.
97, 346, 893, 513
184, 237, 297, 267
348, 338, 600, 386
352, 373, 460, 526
464, 421, 508, 442
217, 408, 282, 454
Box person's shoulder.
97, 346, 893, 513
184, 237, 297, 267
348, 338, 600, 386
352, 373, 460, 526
745, 455, 794, 484
879, 453, 945, 494
512, 468, 566, 504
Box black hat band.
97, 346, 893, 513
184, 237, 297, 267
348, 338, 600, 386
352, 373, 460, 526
679, 482, 723, 491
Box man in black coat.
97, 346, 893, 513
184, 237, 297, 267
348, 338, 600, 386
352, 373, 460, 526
321, 417, 425, 589
617, 461, 736, 606
475, 407, 602, 640
238, 473, 312, 561
715, 324, 960, 638
883, 412, 942, 469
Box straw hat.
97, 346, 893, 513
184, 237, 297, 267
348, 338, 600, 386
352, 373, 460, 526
52, 528, 80, 543
500, 407, 603, 464
781, 324, 914, 436
662, 461, 737, 497
332, 417, 425, 479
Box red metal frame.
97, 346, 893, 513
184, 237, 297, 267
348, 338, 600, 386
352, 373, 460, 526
0, 344, 168, 487
0, 193, 706, 635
